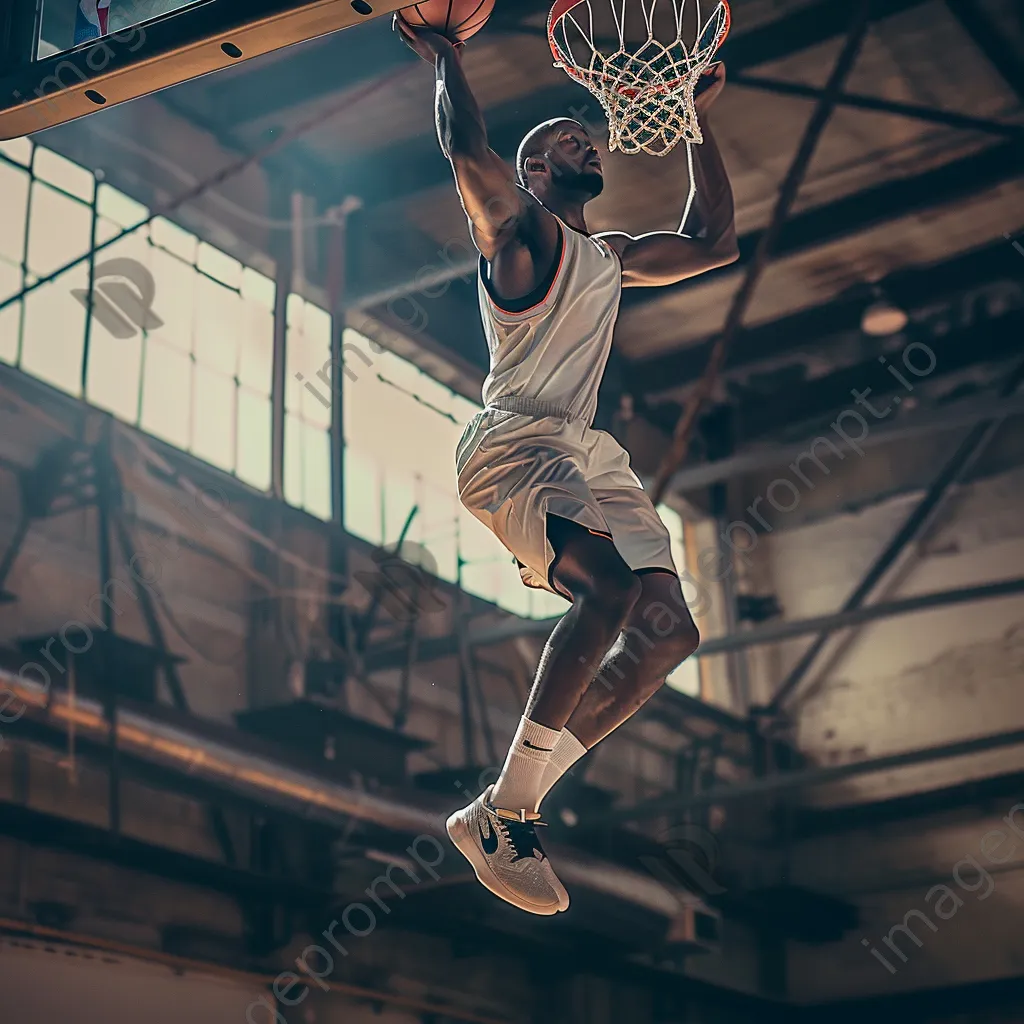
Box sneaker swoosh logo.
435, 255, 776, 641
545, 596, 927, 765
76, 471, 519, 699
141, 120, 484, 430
479, 819, 499, 855
523, 740, 553, 751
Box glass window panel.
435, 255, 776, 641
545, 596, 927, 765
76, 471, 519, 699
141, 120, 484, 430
195, 275, 240, 376
0, 137, 32, 165
377, 349, 423, 395
97, 183, 148, 229
0, 258, 20, 306
238, 302, 273, 395
657, 504, 686, 575
300, 371, 332, 429
149, 247, 196, 354
451, 393, 481, 426
286, 293, 306, 328
532, 590, 568, 620
236, 389, 272, 491
27, 182, 92, 277
140, 339, 192, 448
34, 147, 94, 202
667, 659, 700, 697
0, 298, 20, 365
0, 162, 29, 264
302, 424, 332, 521
242, 267, 276, 310
284, 412, 304, 508
21, 265, 88, 395
85, 316, 144, 422
383, 468, 416, 548
92, 218, 149, 267
461, 559, 506, 607
410, 372, 454, 418
192, 364, 235, 471
304, 302, 332, 351
499, 575, 533, 618
458, 506, 498, 565
151, 217, 196, 263
197, 242, 242, 289
419, 483, 459, 583
344, 448, 383, 546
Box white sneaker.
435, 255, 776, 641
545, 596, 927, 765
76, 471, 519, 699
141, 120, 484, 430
446, 786, 569, 915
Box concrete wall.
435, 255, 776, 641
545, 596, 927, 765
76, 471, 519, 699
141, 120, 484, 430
755, 463, 1024, 803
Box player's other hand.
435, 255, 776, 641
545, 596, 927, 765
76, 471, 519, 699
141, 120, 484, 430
394, 14, 461, 63
694, 62, 726, 115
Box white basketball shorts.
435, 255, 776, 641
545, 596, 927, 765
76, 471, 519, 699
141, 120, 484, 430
456, 401, 678, 599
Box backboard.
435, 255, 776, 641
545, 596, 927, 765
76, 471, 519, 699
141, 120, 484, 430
0, 0, 407, 140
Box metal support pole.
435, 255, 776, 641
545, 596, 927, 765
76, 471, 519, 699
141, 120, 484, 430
597, 724, 1024, 824
0, 513, 29, 598
766, 358, 1024, 713
945, 0, 1024, 102
650, 0, 873, 505
326, 204, 361, 669
269, 186, 292, 501
660, 392, 1024, 494
466, 576, 1024, 654
92, 422, 120, 837
729, 71, 1024, 139
110, 509, 237, 866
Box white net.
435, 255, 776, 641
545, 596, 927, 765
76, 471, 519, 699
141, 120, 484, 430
547, 0, 731, 156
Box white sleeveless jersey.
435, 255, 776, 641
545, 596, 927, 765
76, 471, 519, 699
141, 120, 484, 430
477, 216, 622, 427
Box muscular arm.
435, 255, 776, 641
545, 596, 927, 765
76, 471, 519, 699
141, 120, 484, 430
431, 39, 526, 258
394, 19, 559, 299
600, 114, 739, 288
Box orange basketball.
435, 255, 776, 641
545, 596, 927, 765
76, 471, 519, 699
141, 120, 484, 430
398, 0, 497, 43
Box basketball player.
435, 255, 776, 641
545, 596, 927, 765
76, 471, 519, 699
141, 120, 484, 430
397, 17, 738, 916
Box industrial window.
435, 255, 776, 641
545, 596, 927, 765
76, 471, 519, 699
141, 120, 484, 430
0, 139, 275, 492
658, 503, 701, 697
283, 293, 333, 520
342, 329, 567, 620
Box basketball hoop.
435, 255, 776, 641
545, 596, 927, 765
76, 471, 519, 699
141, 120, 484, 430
548, 0, 731, 156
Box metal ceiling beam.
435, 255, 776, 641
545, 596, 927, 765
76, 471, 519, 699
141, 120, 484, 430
335, 0, 933, 214
945, 0, 1024, 103
664, 390, 1024, 494
349, 132, 1024, 314
595, 720, 1024, 823
732, 308, 1024, 440
650, 0, 875, 504
1, 669, 684, 919
624, 138, 1024, 316
364, 567, 1024, 667
766, 355, 1024, 713
729, 71, 1024, 140
627, 240, 1023, 397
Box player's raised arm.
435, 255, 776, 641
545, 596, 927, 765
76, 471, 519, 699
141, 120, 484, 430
395, 17, 529, 261
599, 64, 739, 287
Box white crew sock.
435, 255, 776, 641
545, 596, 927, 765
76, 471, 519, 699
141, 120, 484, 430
488, 717, 562, 816
536, 729, 589, 809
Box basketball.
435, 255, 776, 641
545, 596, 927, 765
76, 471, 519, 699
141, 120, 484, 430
398, 0, 497, 43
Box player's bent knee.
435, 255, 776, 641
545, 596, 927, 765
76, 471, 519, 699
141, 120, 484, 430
648, 622, 700, 676
670, 622, 701, 663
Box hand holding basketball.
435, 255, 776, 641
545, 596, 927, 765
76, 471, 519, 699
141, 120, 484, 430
394, 14, 459, 63
397, 1, 496, 46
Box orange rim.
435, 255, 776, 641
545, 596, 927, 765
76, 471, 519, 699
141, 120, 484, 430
547, 0, 731, 75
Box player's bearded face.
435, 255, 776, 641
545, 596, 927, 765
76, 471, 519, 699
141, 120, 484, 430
544, 134, 598, 197
546, 150, 605, 198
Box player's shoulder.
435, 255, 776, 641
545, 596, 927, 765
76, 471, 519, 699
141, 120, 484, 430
593, 231, 633, 259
